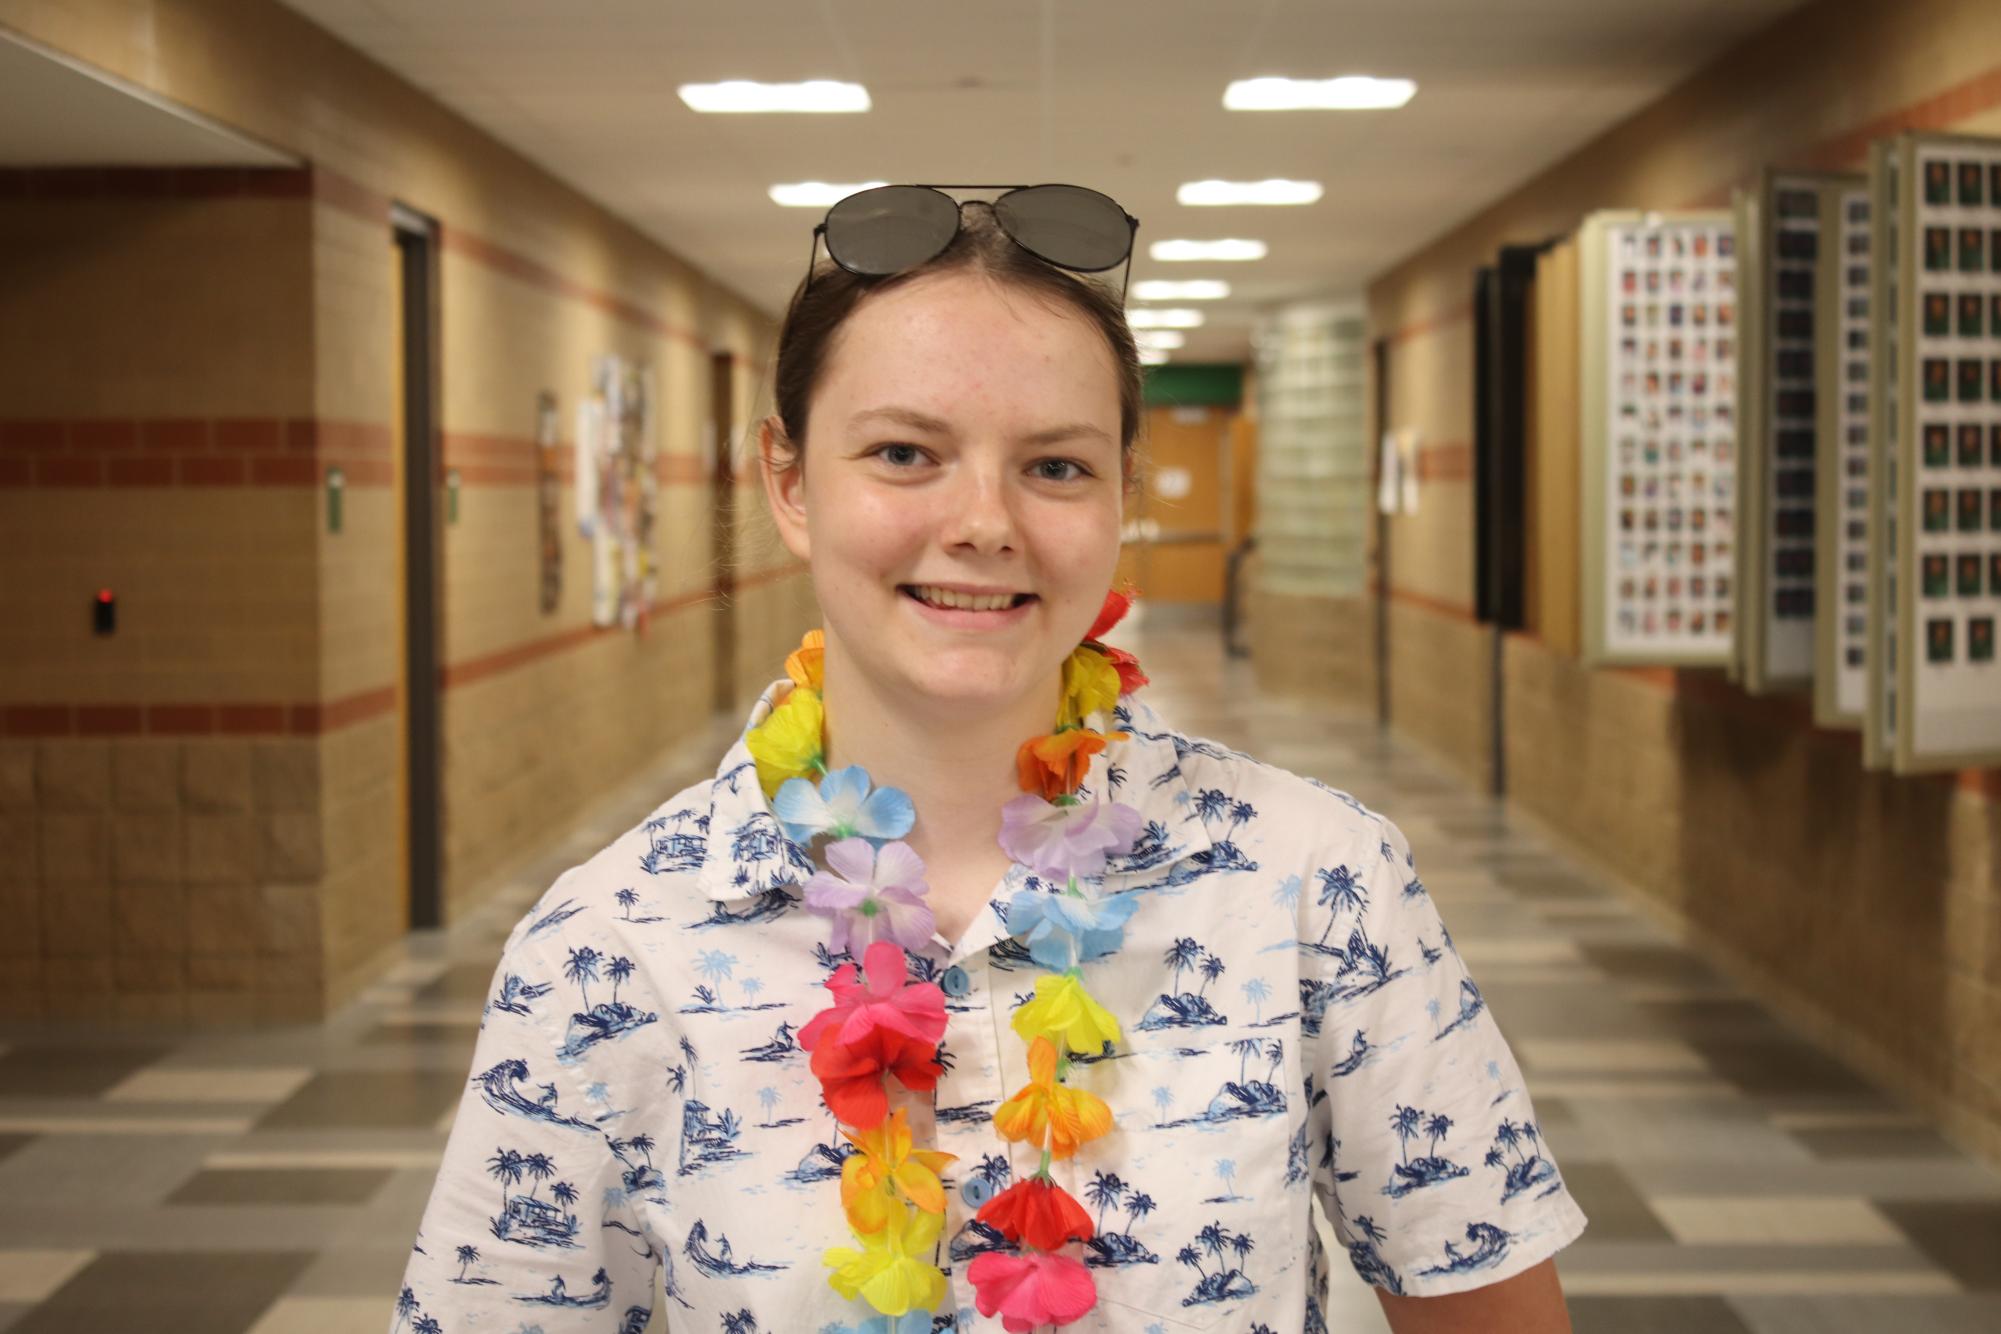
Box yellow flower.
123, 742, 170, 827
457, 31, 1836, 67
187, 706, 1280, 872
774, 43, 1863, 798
840, 1107, 956, 1232
1010, 971, 1121, 1054
1056, 645, 1121, 730
786, 628, 825, 690
992, 1036, 1114, 1159
747, 684, 824, 799
823, 1201, 948, 1316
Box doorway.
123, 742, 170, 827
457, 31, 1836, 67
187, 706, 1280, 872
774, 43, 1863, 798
393, 204, 443, 929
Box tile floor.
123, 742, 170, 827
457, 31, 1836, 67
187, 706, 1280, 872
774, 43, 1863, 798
1, 612, 1997, 1332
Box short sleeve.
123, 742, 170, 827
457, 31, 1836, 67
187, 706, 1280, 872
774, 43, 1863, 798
391, 919, 663, 1331
1299, 812, 1587, 1298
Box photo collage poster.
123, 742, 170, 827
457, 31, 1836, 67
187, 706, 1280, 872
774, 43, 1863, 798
1754, 175, 1841, 687
1899, 137, 2001, 766
1587, 211, 1739, 664
1818, 185, 1874, 725
574, 355, 661, 632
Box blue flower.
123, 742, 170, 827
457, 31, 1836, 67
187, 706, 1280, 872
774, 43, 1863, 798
772, 765, 915, 847
856, 1311, 935, 1334
1005, 889, 1141, 971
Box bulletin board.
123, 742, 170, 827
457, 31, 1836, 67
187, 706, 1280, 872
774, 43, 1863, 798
1733, 170, 1859, 695
1579, 209, 1739, 668
1883, 132, 2001, 773
1813, 184, 1874, 728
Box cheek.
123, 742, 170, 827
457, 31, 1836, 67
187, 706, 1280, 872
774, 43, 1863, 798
815, 482, 927, 576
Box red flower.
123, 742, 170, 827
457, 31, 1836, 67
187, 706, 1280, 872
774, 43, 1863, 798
1083, 585, 1147, 693
807, 1027, 943, 1127
976, 1178, 1094, 1252
1086, 585, 1137, 640
967, 1250, 1098, 1331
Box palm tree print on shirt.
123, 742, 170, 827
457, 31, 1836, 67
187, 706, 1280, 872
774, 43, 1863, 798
1487, 1119, 1561, 1202
1176, 1220, 1257, 1307
1083, 1170, 1160, 1269
1383, 1104, 1470, 1198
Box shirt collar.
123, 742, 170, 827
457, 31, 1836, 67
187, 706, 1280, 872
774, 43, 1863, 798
690, 678, 1213, 909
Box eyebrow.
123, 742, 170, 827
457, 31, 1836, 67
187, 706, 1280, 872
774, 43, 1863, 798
847, 405, 1114, 449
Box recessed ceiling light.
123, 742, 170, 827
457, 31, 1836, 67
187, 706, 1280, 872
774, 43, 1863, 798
1178, 179, 1323, 206
769, 182, 888, 207
1223, 76, 1416, 111
1138, 349, 1172, 366
1132, 279, 1231, 301
1127, 308, 1205, 329
1150, 239, 1267, 262
1133, 330, 1186, 351
678, 80, 871, 113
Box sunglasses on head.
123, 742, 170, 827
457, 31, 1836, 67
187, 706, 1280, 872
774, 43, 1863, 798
803, 183, 1140, 301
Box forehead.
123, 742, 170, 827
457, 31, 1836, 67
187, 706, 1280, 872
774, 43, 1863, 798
811, 270, 1122, 435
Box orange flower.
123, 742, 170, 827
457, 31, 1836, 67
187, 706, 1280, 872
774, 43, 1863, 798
840, 1108, 956, 1233
1016, 729, 1118, 800
786, 628, 825, 690
992, 1036, 1113, 1160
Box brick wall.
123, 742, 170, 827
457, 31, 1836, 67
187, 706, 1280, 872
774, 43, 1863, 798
0, 1, 811, 1020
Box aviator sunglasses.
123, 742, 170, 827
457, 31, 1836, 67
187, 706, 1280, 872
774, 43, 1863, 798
804, 183, 1140, 301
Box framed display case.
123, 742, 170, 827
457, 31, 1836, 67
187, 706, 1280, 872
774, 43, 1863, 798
1814, 180, 1874, 727
1579, 209, 1738, 667
1877, 132, 2001, 772
1863, 142, 1901, 769
1733, 170, 1859, 695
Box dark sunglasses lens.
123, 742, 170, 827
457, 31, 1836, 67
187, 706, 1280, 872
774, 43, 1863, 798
995, 184, 1131, 272
825, 186, 961, 275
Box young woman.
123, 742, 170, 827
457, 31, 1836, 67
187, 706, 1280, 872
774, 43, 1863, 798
396, 185, 1584, 1334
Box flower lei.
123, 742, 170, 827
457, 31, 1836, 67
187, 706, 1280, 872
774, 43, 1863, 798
746, 588, 1150, 1331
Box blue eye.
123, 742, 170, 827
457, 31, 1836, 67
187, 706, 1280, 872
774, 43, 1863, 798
876, 443, 923, 466
1036, 458, 1089, 482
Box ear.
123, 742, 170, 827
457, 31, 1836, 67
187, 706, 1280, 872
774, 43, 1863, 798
758, 415, 811, 562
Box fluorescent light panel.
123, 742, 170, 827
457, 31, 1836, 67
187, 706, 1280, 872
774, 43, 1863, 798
1133, 330, 1185, 351
1224, 76, 1416, 111
1132, 279, 1231, 301
1138, 349, 1172, 366
1150, 239, 1267, 262
679, 80, 870, 113
1178, 179, 1323, 206
1127, 308, 1205, 330
769, 181, 888, 207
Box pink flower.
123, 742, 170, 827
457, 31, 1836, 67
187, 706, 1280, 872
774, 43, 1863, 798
997, 794, 1143, 883
797, 941, 949, 1056
804, 838, 937, 955
966, 1250, 1097, 1331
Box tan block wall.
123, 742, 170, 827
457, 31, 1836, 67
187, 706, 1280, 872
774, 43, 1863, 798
2, 0, 806, 1019
1246, 585, 1376, 710
1502, 633, 2000, 1163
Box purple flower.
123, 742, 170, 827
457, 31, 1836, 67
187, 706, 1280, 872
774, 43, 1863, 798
996, 793, 1143, 884
803, 837, 936, 955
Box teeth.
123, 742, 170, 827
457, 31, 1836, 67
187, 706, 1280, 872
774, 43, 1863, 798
911, 585, 1021, 612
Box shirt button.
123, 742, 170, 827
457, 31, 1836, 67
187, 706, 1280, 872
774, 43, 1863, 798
960, 1175, 993, 1208
941, 965, 970, 997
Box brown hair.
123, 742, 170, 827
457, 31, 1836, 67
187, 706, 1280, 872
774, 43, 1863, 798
765, 202, 1143, 479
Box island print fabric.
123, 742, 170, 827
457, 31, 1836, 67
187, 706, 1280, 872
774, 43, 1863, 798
393, 679, 1587, 1333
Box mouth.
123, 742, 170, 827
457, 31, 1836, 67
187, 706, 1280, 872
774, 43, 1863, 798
899, 584, 1037, 614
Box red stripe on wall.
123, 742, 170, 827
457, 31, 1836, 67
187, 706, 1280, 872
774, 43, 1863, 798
0, 561, 810, 739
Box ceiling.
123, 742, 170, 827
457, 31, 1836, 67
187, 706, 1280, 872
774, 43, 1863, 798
274, 0, 1805, 363
0, 30, 297, 168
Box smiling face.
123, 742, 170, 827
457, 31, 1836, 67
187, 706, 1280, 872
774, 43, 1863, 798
761, 267, 1129, 719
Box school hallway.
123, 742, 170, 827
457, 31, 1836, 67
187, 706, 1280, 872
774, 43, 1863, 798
0, 613, 1990, 1333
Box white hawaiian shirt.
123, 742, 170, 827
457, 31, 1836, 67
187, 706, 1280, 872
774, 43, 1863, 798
394, 679, 1587, 1333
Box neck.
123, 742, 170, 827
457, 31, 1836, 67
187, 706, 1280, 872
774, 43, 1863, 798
814, 642, 1061, 867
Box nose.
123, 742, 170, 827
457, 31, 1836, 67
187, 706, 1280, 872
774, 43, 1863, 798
940, 461, 1019, 556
